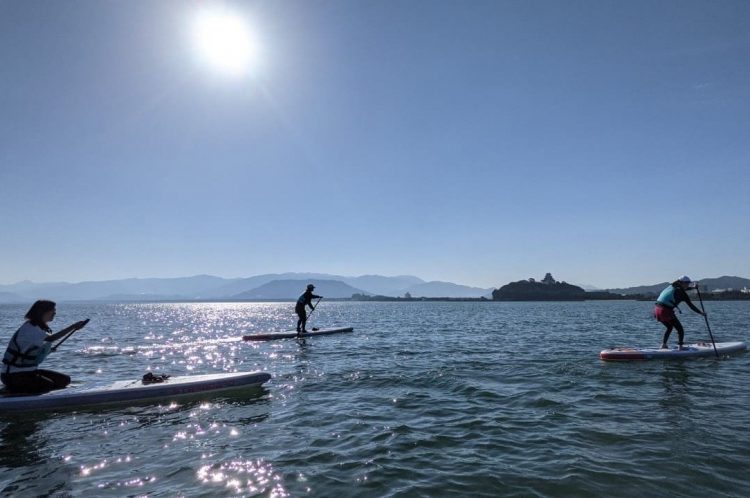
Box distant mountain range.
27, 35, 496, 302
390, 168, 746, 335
232, 279, 369, 300
0, 273, 746, 303
606, 276, 750, 296
403, 281, 494, 298
0, 273, 492, 302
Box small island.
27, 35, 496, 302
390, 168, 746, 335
492, 273, 628, 301
492, 273, 589, 301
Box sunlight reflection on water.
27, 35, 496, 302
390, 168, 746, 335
197, 458, 288, 496
0, 301, 748, 496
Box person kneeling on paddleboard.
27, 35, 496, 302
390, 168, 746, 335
654, 276, 705, 350
296, 284, 322, 334
1, 300, 89, 394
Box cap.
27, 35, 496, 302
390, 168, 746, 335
307, 284, 315, 290
678, 275, 692, 283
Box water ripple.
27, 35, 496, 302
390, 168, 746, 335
0, 301, 748, 496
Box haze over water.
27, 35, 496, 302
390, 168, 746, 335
1, 300, 748, 497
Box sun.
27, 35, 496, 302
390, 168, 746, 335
191, 7, 259, 76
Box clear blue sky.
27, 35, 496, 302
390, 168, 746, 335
1, 0, 749, 288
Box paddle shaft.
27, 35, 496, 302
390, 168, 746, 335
51, 319, 89, 352
306, 297, 322, 324
695, 284, 719, 359
51, 329, 77, 352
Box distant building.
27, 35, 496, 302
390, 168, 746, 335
541, 273, 556, 285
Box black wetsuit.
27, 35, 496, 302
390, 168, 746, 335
296, 290, 321, 332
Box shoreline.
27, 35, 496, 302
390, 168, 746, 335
3, 296, 749, 305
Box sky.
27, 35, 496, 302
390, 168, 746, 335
1, 0, 749, 289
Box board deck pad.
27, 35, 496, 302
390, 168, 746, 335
600, 341, 747, 361
243, 326, 354, 341
0, 371, 271, 411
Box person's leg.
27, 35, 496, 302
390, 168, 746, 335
36, 369, 71, 390
300, 309, 308, 332
661, 323, 673, 348
296, 307, 305, 332
673, 319, 686, 349
3, 371, 55, 393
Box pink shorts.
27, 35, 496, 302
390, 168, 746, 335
654, 305, 676, 323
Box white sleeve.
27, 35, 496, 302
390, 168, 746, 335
16, 323, 49, 352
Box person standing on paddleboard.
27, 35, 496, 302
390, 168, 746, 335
296, 284, 322, 334
654, 276, 705, 350
1, 300, 89, 393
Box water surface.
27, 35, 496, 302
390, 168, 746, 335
1, 301, 748, 496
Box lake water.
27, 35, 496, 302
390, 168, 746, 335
0, 301, 748, 497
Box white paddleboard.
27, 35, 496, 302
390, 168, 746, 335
243, 327, 354, 341
600, 341, 747, 361
0, 371, 271, 412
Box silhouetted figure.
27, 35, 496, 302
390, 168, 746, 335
295, 284, 321, 334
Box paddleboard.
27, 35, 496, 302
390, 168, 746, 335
600, 341, 747, 361
0, 371, 271, 412
243, 326, 354, 341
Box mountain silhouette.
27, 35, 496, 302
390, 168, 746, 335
232, 279, 369, 300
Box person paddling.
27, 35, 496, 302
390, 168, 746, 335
1, 300, 89, 393
296, 284, 322, 335
654, 276, 705, 350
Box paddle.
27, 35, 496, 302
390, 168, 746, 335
307, 297, 322, 332
694, 284, 719, 359
51, 319, 90, 352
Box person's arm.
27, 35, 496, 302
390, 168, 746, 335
45, 320, 89, 342
307, 294, 321, 309
679, 289, 704, 314
46, 326, 74, 342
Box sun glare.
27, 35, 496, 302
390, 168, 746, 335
191, 8, 259, 76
